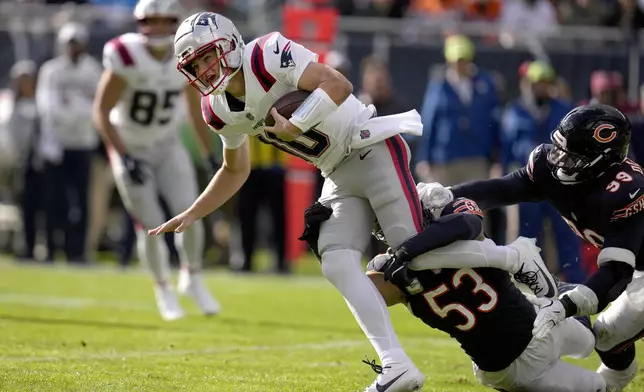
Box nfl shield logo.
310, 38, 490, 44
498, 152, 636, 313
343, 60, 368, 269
360, 130, 371, 140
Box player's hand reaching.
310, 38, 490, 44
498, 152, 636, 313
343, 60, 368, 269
528, 296, 566, 340
264, 108, 303, 142
148, 210, 198, 235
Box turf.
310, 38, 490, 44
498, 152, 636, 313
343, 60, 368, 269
0, 260, 642, 392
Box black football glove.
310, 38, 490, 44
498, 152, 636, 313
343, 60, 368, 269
298, 202, 333, 261
382, 250, 424, 295
205, 154, 220, 178
122, 154, 146, 185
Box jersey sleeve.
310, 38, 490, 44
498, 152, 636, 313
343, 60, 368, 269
200, 96, 247, 150
102, 37, 135, 77
441, 198, 484, 219
250, 32, 318, 90
601, 189, 644, 267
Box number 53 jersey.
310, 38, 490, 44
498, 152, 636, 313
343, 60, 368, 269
103, 33, 187, 152
201, 32, 377, 175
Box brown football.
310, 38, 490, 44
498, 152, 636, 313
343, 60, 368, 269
264, 90, 311, 127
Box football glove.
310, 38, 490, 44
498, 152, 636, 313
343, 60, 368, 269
417, 182, 453, 213
298, 202, 333, 261
122, 154, 146, 185
528, 296, 566, 340
381, 251, 424, 296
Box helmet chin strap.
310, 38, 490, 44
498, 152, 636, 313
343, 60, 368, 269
556, 169, 581, 184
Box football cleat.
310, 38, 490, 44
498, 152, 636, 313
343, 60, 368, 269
363, 358, 424, 392
154, 284, 185, 321
177, 269, 221, 316
507, 237, 558, 298
598, 360, 637, 392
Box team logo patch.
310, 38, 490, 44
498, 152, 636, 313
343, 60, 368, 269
593, 124, 617, 144
360, 130, 371, 140
280, 41, 295, 68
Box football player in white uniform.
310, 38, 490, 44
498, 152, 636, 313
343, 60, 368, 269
149, 12, 427, 391
92, 0, 221, 321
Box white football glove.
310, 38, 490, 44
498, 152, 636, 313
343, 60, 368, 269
528, 296, 566, 340
416, 182, 454, 216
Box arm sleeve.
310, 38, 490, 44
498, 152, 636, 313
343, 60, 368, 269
450, 145, 545, 210
399, 214, 483, 259
257, 32, 319, 88
218, 133, 247, 150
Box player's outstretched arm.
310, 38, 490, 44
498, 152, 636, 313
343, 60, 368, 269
451, 169, 540, 210
93, 70, 129, 156
148, 139, 250, 235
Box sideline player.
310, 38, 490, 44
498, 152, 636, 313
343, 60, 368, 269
150, 11, 427, 391
422, 104, 644, 391
93, 0, 220, 321
300, 193, 605, 391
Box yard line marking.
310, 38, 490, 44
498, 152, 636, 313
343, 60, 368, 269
0, 338, 456, 364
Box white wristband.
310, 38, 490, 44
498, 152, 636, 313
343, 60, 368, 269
289, 88, 338, 131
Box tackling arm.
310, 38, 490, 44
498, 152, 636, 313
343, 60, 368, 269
450, 169, 540, 210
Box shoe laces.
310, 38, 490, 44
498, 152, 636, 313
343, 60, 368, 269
362, 357, 390, 375
513, 265, 543, 296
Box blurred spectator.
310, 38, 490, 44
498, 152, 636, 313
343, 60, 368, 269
236, 138, 288, 274
604, 0, 644, 29
463, 0, 501, 21
7, 61, 43, 261
36, 22, 101, 263
335, 0, 411, 17
358, 55, 409, 116
556, 0, 617, 26
585, 70, 639, 114
501, 61, 583, 282
415, 35, 500, 185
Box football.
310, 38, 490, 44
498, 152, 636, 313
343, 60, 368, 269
264, 90, 311, 126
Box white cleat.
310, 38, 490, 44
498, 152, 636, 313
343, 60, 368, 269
598, 360, 637, 392
364, 362, 425, 392
177, 270, 221, 316
507, 237, 558, 298
154, 284, 185, 321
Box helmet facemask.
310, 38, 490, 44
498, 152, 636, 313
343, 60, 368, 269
178, 39, 240, 96
548, 129, 609, 183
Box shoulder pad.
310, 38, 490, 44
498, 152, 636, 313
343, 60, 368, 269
608, 162, 644, 221
247, 32, 281, 91
442, 197, 484, 219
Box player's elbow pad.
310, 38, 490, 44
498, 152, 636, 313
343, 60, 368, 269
460, 214, 483, 240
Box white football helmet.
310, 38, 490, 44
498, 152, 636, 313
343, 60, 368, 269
174, 12, 245, 96
134, 0, 183, 49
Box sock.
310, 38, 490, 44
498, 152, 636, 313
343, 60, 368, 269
321, 249, 408, 366
136, 228, 170, 285
174, 220, 204, 273
410, 238, 519, 273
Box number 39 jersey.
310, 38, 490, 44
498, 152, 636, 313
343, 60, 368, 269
103, 33, 187, 150
201, 32, 376, 175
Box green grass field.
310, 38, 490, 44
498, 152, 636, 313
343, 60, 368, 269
0, 259, 642, 392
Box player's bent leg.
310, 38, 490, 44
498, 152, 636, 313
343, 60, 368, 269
552, 318, 595, 359
532, 360, 606, 392
156, 144, 220, 315
506, 237, 558, 298
409, 238, 517, 272
318, 197, 423, 392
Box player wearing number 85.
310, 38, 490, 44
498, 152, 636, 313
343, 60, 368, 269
149, 11, 427, 392
422, 104, 644, 391
93, 0, 221, 321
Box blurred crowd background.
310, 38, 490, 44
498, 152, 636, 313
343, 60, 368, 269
2, 0, 644, 282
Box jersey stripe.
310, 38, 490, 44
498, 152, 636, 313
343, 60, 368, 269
109, 37, 135, 67
200, 96, 225, 130
385, 135, 423, 232
251, 34, 277, 92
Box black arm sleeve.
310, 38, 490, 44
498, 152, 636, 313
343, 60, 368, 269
397, 214, 483, 260
451, 169, 542, 210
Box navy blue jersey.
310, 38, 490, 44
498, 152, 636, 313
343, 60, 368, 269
397, 199, 536, 372
452, 144, 644, 270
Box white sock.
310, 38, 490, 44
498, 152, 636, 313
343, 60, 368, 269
136, 228, 171, 285
174, 220, 204, 273
321, 249, 408, 366
410, 239, 519, 273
